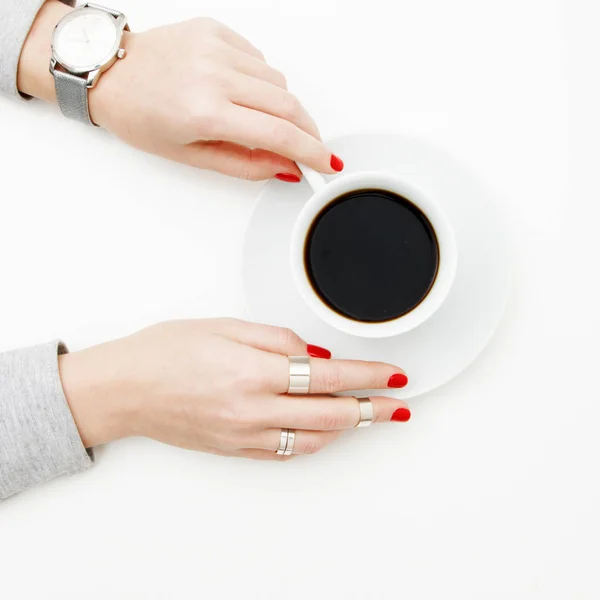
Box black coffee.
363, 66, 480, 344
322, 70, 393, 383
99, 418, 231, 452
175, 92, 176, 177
304, 188, 439, 323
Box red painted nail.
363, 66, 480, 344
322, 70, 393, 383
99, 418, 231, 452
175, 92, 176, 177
391, 408, 411, 422
275, 173, 301, 183
330, 154, 344, 172
307, 344, 332, 359
388, 373, 408, 388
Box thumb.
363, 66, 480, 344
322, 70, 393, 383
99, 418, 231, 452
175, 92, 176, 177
184, 140, 302, 182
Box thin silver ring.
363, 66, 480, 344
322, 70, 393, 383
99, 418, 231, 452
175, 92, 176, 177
276, 429, 289, 455
283, 429, 296, 456
355, 397, 374, 428
288, 356, 310, 394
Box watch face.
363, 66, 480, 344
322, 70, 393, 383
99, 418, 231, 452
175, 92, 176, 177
52, 8, 120, 72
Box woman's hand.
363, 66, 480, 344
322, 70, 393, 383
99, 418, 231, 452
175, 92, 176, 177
19, 3, 343, 181
59, 319, 411, 460
90, 18, 343, 181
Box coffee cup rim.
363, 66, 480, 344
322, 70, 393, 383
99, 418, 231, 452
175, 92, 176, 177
289, 170, 458, 339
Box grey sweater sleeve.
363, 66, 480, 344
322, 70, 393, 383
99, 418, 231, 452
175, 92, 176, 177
0, 0, 75, 99
0, 342, 93, 500
0, 2, 93, 499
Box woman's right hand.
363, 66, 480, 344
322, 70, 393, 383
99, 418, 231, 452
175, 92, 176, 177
58, 318, 411, 460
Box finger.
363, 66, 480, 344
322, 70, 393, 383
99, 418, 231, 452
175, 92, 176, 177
251, 428, 343, 455
267, 395, 412, 431
218, 25, 265, 61
228, 73, 320, 140
216, 104, 341, 174
183, 140, 301, 181
309, 358, 408, 394
234, 449, 295, 461
210, 318, 331, 359
228, 49, 287, 89
268, 355, 407, 394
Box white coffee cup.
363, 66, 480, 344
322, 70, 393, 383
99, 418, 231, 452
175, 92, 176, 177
289, 165, 458, 339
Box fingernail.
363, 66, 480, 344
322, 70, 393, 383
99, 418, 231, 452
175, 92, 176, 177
391, 408, 411, 422
330, 154, 344, 172
275, 173, 301, 183
307, 344, 331, 359
388, 373, 408, 388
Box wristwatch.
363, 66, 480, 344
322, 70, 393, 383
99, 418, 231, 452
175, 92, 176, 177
50, 3, 129, 126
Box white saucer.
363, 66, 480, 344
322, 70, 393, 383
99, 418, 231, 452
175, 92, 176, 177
242, 133, 510, 398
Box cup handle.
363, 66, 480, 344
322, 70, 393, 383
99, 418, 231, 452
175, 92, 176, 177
298, 163, 327, 193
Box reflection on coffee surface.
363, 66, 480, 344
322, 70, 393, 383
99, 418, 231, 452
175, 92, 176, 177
304, 188, 439, 323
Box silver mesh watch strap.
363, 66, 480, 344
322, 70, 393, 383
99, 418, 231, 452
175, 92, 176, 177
54, 71, 96, 127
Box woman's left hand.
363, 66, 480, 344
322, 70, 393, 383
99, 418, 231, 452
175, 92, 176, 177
19, 3, 343, 182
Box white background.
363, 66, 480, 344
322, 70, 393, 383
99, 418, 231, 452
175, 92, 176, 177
0, 0, 597, 598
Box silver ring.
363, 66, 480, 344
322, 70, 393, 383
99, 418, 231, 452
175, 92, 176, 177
288, 356, 310, 394
283, 429, 296, 456
276, 429, 289, 455
355, 397, 374, 428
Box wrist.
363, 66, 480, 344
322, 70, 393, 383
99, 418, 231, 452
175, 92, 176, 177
18, 0, 72, 101
58, 347, 136, 447
18, 0, 133, 129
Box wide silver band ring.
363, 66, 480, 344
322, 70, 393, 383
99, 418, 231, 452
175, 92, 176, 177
276, 428, 296, 455
288, 356, 310, 395
355, 397, 374, 428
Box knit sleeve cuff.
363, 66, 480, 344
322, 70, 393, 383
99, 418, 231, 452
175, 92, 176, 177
0, 340, 93, 500
0, 0, 76, 99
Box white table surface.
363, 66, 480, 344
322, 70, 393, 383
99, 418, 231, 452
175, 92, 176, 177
0, 0, 597, 598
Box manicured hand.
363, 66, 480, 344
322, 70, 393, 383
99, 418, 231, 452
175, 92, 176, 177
20, 4, 345, 181
59, 319, 411, 460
